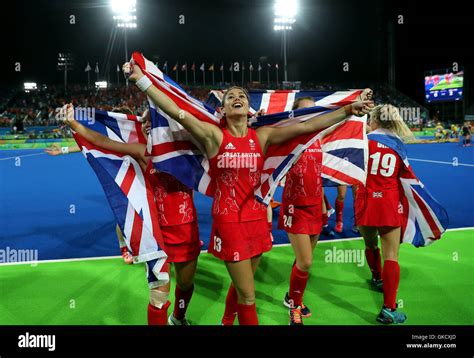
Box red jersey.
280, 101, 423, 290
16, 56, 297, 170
209, 128, 267, 223
364, 139, 402, 192
146, 162, 196, 227
282, 140, 323, 206
354, 140, 404, 227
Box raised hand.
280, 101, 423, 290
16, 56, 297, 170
359, 88, 374, 101
45, 144, 61, 156
351, 100, 374, 117
123, 62, 144, 82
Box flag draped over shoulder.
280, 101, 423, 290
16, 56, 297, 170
131, 52, 368, 204
367, 129, 449, 247
72, 109, 168, 288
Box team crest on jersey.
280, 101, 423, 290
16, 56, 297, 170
249, 138, 256, 150
225, 142, 236, 150
372, 191, 383, 198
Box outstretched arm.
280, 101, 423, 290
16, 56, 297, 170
124, 63, 222, 158
45, 143, 80, 156
257, 101, 373, 152
61, 104, 146, 164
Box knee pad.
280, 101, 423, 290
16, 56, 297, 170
149, 288, 170, 309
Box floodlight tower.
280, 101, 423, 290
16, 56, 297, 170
273, 0, 297, 82
57, 53, 74, 92
111, 0, 137, 63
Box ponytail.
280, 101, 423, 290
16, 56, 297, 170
370, 104, 415, 142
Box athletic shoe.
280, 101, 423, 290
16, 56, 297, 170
289, 307, 304, 326
370, 278, 384, 292
168, 313, 191, 326
327, 208, 335, 217
376, 306, 407, 324
120, 247, 133, 265
335, 221, 343, 233
283, 292, 312, 317
322, 225, 336, 237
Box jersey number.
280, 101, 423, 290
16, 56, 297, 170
369, 152, 397, 177
283, 215, 293, 228
214, 236, 222, 252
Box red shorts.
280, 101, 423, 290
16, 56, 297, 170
208, 219, 273, 262
161, 221, 201, 263
278, 203, 322, 235
354, 189, 402, 227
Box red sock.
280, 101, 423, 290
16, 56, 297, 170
173, 284, 194, 320
382, 260, 400, 310
365, 248, 382, 280
322, 212, 329, 226
335, 198, 344, 222
289, 264, 309, 307
221, 284, 238, 325
147, 301, 171, 325
324, 195, 332, 211
237, 303, 259, 325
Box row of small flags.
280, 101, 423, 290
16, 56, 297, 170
84, 62, 120, 73
162, 62, 279, 72
161, 61, 281, 85
83, 61, 280, 86
84, 62, 280, 73
162, 61, 278, 72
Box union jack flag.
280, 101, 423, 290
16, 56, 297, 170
368, 129, 449, 247
72, 109, 168, 288
131, 52, 367, 204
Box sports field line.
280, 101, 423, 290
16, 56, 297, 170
1, 227, 472, 267
407, 157, 474, 167
0, 152, 46, 161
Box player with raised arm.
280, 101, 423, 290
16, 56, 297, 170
61, 104, 200, 325
124, 61, 373, 325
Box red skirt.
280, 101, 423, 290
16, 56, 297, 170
278, 203, 322, 235
162, 221, 201, 263
354, 189, 402, 227
208, 219, 273, 262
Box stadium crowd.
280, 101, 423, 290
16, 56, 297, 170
0, 82, 456, 135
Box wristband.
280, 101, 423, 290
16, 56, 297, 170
136, 75, 153, 92
61, 147, 69, 154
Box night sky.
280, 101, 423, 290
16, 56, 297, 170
2, 0, 473, 105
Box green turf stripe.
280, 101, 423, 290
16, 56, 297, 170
0, 229, 472, 325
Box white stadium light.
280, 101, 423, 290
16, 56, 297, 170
273, 0, 297, 82
111, 0, 137, 28
24, 82, 37, 92
274, 0, 297, 21
111, 0, 137, 66
111, 0, 136, 15
95, 81, 108, 89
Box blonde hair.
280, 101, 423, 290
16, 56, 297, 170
370, 104, 415, 142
